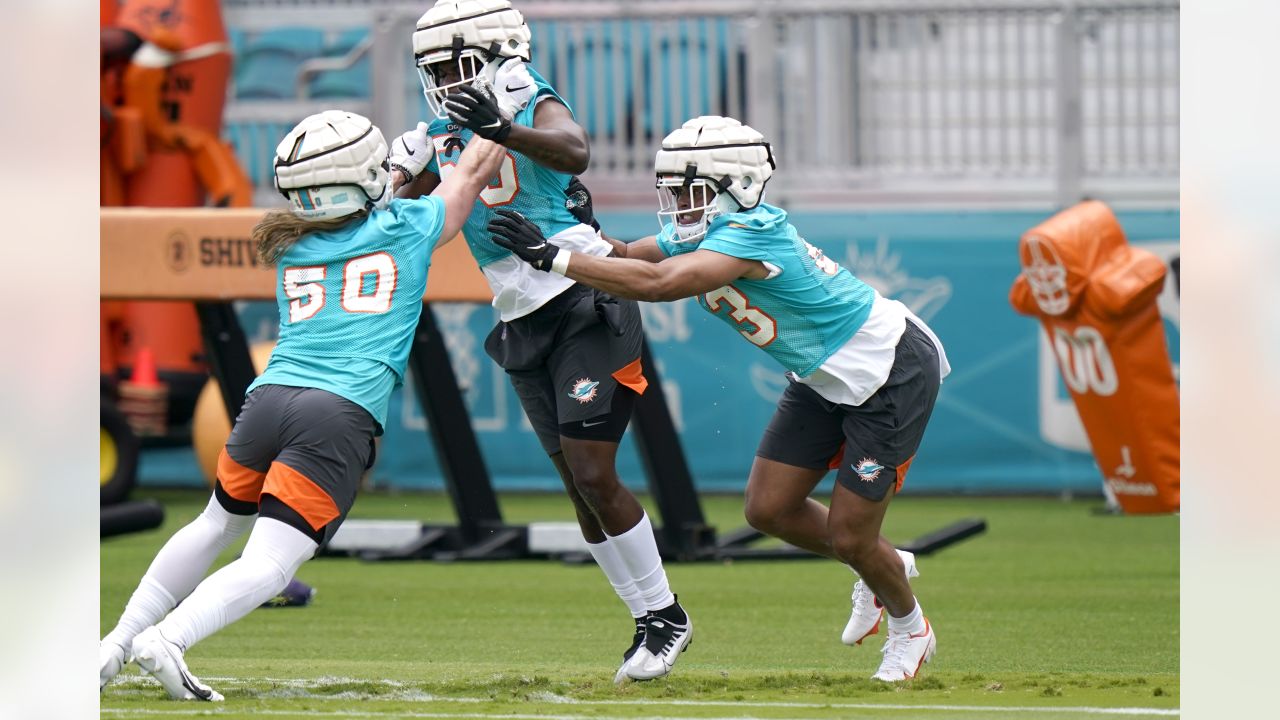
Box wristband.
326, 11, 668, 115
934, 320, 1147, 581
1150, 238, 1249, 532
550, 248, 572, 276
390, 163, 415, 184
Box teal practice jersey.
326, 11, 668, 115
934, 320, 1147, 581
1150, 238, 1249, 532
657, 204, 875, 377
249, 196, 447, 429
425, 67, 581, 267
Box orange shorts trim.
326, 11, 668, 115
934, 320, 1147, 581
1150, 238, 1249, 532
263, 461, 341, 531
217, 447, 266, 503
895, 455, 915, 495
827, 441, 846, 471
612, 356, 648, 395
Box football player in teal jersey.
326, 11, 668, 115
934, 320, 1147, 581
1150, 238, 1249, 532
396, 0, 692, 683
490, 116, 953, 683
99, 111, 505, 700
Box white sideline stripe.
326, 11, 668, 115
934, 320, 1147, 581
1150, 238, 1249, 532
108, 676, 1179, 717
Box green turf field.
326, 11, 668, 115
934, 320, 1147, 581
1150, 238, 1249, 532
100, 489, 1179, 719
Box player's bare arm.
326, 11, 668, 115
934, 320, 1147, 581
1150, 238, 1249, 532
397, 170, 440, 199
431, 137, 507, 246
384, 123, 504, 247
444, 85, 589, 174
505, 99, 590, 174
568, 248, 765, 301
605, 235, 666, 263
488, 210, 766, 300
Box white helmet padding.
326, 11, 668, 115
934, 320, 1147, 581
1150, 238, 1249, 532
274, 110, 390, 221
654, 116, 776, 244
412, 0, 532, 119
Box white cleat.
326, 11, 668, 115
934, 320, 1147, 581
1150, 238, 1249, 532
613, 618, 647, 685
613, 658, 633, 685
625, 601, 693, 681
842, 549, 920, 646
99, 640, 128, 691
871, 617, 936, 682
132, 627, 224, 702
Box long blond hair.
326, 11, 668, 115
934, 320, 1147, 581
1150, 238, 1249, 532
252, 208, 370, 266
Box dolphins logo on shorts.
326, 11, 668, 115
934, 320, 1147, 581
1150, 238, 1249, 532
853, 458, 884, 482
568, 378, 600, 404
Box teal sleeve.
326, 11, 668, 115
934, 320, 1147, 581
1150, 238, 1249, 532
655, 225, 698, 258
394, 195, 447, 257
520, 67, 573, 125
699, 226, 776, 263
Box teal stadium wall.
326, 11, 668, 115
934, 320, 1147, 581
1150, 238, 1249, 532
140, 208, 1180, 495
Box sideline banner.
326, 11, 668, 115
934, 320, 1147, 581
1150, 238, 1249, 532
139, 208, 1179, 494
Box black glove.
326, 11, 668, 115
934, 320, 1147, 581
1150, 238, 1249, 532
442, 84, 512, 143
489, 209, 562, 272
564, 176, 601, 231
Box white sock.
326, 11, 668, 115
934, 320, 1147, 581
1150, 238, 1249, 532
157, 518, 317, 650
103, 495, 255, 652
608, 513, 675, 611
887, 599, 926, 635
586, 538, 648, 618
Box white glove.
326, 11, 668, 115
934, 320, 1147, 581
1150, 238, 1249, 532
479, 57, 536, 119
389, 122, 434, 183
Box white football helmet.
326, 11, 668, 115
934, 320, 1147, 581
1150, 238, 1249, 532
1022, 234, 1071, 316
274, 110, 391, 220
654, 116, 775, 244
412, 0, 532, 119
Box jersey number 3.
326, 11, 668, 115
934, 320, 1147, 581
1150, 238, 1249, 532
283, 252, 398, 323
703, 285, 777, 347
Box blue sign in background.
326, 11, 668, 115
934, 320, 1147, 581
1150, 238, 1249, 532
140, 208, 1179, 495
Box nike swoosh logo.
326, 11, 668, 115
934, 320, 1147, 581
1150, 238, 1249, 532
482, 119, 503, 128
505, 83, 530, 93
582, 420, 607, 427
180, 670, 213, 701
404, 145, 416, 156
164, 642, 213, 701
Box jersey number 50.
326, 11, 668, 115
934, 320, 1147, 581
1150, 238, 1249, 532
283, 252, 398, 323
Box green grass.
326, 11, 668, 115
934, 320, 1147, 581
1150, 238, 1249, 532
101, 489, 1179, 719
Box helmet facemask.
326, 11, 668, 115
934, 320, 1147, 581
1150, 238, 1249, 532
656, 169, 738, 245
412, 1, 533, 120
652, 116, 776, 245
417, 39, 490, 120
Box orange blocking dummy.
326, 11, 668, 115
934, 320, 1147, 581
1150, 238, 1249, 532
1009, 201, 1179, 513
101, 0, 250, 208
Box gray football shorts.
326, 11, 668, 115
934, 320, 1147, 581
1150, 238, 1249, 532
484, 283, 647, 454
755, 319, 941, 502
218, 384, 376, 541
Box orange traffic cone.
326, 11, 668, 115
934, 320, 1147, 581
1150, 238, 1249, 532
117, 347, 169, 437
